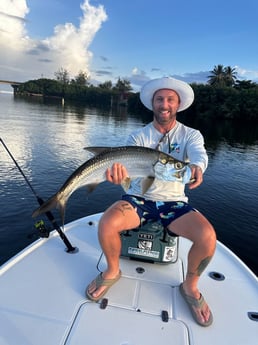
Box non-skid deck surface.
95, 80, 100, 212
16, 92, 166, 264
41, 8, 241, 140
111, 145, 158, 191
0, 214, 257, 345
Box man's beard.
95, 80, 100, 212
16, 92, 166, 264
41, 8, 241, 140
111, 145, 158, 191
153, 110, 177, 125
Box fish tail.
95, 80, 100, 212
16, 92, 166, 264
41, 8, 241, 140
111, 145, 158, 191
32, 194, 59, 218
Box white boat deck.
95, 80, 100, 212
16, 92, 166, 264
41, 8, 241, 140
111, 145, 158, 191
0, 213, 257, 345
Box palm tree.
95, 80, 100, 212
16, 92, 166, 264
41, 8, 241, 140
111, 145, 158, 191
224, 66, 237, 87
208, 65, 237, 87
208, 64, 226, 87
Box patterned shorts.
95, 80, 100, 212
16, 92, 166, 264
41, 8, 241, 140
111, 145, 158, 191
122, 194, 195, 231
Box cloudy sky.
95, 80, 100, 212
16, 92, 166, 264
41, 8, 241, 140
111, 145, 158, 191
0, 0, 258, 91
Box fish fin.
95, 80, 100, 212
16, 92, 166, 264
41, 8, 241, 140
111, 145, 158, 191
32, 194, 59, 218
32, 194, 67, 226
84, 146, 111, 155
121, 177, 131, 191
57, 199, 66, 227
86, 183, 99, 193
141, 177, 155, 194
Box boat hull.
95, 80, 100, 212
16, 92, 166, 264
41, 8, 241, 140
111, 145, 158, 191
0, 213, 257, 344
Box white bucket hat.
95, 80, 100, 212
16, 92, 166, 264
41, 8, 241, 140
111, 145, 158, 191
140, 77, 194, 112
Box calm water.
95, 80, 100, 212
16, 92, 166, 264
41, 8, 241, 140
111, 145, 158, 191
0, 93, 257, 276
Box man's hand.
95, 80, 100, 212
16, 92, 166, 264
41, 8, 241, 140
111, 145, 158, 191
188, 164, 203, 189
106, 163, 129, 184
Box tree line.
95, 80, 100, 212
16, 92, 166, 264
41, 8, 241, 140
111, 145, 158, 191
15, 68, 132, 107
15, 65, 258, 121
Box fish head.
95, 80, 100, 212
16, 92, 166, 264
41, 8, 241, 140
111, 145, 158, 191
155, 153, 191, 183
158, 152, 186, 168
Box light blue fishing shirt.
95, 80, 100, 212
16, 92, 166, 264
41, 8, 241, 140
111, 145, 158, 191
126, 121, 208, 202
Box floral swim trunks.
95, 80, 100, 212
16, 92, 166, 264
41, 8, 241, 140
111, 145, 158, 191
122, 194, 196, 230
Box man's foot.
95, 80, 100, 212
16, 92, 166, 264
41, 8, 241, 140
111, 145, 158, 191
86, 270, 121, 302
179, 283, 213, 327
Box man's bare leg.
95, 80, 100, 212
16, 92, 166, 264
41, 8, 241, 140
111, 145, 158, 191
168, 210, 216, 324
87, 200, 140, 299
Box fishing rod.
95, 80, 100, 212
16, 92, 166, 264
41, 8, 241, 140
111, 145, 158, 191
0, 138, 77, 253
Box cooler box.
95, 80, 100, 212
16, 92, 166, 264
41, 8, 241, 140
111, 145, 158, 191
120, 222, 178, 264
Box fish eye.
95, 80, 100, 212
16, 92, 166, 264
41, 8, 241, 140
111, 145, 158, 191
175, 162, 183, 170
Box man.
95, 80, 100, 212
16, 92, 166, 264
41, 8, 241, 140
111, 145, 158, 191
86, 77, 216, 327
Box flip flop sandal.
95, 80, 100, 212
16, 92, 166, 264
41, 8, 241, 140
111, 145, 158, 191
179, 283, 213, 327
86, 270, 122, 302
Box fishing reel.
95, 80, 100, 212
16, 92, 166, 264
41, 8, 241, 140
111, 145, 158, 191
34, 220, 50, 238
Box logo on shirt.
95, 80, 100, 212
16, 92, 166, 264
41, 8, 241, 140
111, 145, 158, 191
170, 143, 180, 153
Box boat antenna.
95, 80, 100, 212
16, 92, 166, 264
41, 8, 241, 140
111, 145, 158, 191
0, 138, 78, 253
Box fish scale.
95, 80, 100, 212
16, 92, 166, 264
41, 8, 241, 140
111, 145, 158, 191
32, 146, 188, 224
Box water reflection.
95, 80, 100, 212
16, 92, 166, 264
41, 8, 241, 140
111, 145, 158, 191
178, 113, 258, 146
1, 94, 258, 275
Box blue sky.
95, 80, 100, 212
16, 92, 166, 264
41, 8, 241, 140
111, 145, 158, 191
1, 0, 258, 91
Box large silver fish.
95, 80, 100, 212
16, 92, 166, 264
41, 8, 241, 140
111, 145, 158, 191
32, 146, 190, 223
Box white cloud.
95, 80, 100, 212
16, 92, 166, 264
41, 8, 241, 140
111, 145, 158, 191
0, 1, 30, 79
127, 68, 149, 91
0, 0, 107, 82
132, 67, 139, 75
234, 65, 258, 81
0, 0, 29, 42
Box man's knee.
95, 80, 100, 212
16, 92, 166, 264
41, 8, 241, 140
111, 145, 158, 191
168, 211, 216, 244
205, 225, 217, 247
99, 201, 140, 234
